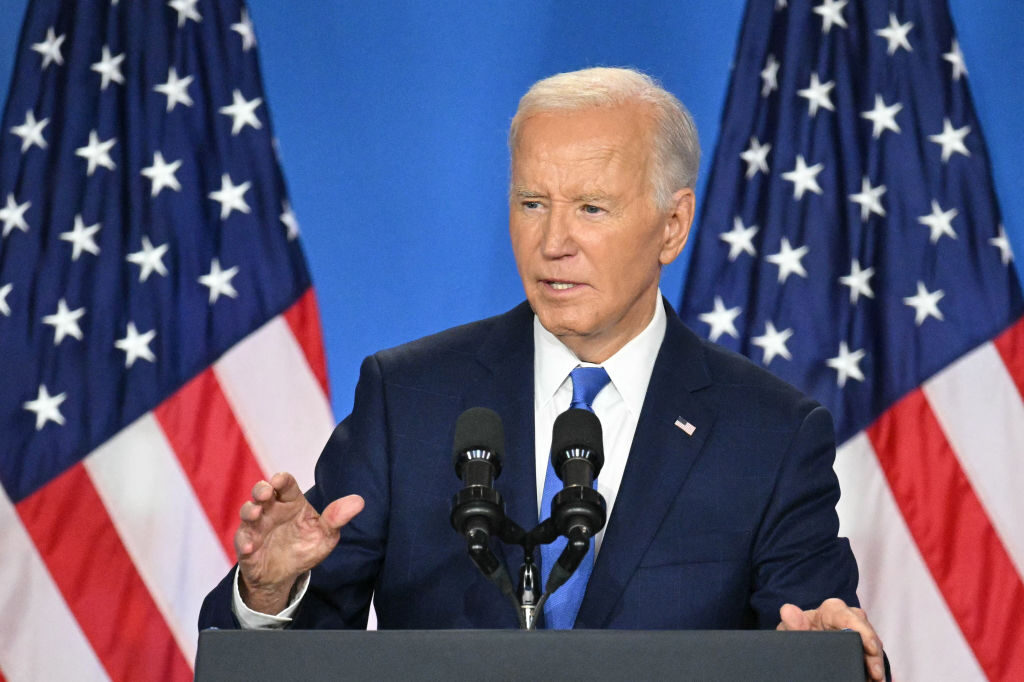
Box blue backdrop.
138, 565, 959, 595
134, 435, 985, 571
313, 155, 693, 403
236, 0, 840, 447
1, 1, 1020, 417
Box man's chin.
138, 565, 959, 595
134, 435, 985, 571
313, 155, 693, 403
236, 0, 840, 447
534, 312, 593, 345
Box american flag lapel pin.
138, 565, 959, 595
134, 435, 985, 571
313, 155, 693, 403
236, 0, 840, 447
674, 417, 696, 436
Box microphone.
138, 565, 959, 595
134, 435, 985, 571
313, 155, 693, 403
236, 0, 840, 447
449, 407, 505, 545
551, 407, 605, 489
538, 407, 608, 603
452, 406, 504, 489
449, 407, 524, 627
550, 408, 607, 538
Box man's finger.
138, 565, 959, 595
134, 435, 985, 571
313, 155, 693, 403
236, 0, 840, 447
777, 603, 812, 630
269, 471, 303, 502
321, 494, 365, 531
812, 599, 885, 681
817, 601, 882, 654
239, 500, 263, 523
251, 479, 275, 503
234, 525, 262, 558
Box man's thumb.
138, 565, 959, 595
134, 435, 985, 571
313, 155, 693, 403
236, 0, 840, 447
322, 494, 365, 531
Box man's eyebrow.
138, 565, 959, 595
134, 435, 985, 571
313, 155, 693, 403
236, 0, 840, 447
576, 193, 608, 203
512, 187, 545, 199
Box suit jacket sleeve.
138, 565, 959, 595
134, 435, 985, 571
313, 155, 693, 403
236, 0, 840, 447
749, 401, 859, 626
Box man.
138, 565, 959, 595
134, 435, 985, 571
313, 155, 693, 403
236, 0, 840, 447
200, 67, 886, 681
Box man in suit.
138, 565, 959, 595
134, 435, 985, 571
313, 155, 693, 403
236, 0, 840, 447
200, 67, 886, 681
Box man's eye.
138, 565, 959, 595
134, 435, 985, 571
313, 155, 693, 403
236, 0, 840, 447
582, 204, 604, 215
522, 201, 542, 210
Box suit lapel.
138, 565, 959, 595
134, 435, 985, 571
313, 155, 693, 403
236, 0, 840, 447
462, 303, 538, 571
577, 302, 716, 628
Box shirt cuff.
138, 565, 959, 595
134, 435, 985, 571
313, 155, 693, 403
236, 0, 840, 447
231, 567, 311, 629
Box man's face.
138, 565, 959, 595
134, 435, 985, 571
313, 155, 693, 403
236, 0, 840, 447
509, 103, 693, 363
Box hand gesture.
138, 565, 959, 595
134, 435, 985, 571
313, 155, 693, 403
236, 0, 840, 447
234, 472, 364, 614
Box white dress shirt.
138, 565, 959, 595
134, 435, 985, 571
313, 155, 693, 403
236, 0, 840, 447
234, 293, 667, 626
532, 293, 666, 553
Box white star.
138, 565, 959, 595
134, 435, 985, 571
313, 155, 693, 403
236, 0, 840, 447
0, 282, 11, 316
60, 215, 102, 261
861, 94, 902, 139
719, 216, 759, 261
797, 73, 835, 118
154, 67, 194, 111
848, 176, 887, 221
168, 0, 201, 27
219, 89, 263, 135
698, 296, 742, 342
75, 130, 117, 176
126, 236, 169, 282
10, 109, 49, 152
928, 118, 970, 163
903, 281, 945, 326
199, 258, 240, 304
752, 321, 794, 365
115, 322, 157, 368
42, 298, 85, 345
813, 0, 848, 34
740, 137, 771, 179
766, 237, 809, 283
875, 13, 913, 55
918, 200, 958, 244
91, 45, 126, 90
826, 342, 866, 388
231, 8, 257, 51
989, 224, 1013, 265
943, 39, 968, 81
839, 259, 875, 304
23, 384, 67, 431
781, 155, 825, 200
208, 173, 252, 219
141, 151, 182, 196
280, 200, 300, 240
31, 26, 66, 69
760, 54, 780, 97
0, 193, 31, 237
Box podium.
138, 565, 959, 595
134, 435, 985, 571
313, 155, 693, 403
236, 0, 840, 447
195, 629, 864, 681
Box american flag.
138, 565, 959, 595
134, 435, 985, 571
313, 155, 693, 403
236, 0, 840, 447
0, 1, 334, 679
679, 1, 1023, 679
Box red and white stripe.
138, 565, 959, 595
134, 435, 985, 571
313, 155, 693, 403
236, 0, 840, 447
0, 290, 335, 682
837, 316, 1024, 682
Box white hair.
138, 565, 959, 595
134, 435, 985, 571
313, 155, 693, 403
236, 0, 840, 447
508, 67, 700, 210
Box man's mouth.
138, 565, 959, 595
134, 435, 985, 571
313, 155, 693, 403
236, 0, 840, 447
548, 281, 577, 291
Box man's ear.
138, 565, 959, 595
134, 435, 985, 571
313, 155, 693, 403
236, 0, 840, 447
659, 187, 696, 266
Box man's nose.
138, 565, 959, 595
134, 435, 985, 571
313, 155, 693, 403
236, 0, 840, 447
540, 205, 576, 258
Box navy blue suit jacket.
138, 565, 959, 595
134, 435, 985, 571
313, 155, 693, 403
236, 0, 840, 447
199, 300, 859, 630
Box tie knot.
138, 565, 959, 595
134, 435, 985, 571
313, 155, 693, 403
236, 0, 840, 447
569, 366, 610, 412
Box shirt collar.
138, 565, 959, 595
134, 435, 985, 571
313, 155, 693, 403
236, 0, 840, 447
533, 292, 667, 417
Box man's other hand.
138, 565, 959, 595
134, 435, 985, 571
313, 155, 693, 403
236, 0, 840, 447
234, 472, 364, 614
777, 598, 886, 681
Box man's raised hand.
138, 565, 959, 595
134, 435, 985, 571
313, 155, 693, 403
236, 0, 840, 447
234, 472, 364, 614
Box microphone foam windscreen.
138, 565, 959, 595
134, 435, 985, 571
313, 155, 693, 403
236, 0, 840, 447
551, 408, 603, 460
452, 407, 505, 467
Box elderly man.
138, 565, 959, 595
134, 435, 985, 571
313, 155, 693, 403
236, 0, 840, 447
200, 67, 886, 681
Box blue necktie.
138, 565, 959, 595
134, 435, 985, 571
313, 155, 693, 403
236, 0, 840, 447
540, 366, 610, 629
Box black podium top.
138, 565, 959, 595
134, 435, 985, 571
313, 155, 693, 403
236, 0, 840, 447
195, 629, 864, 681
